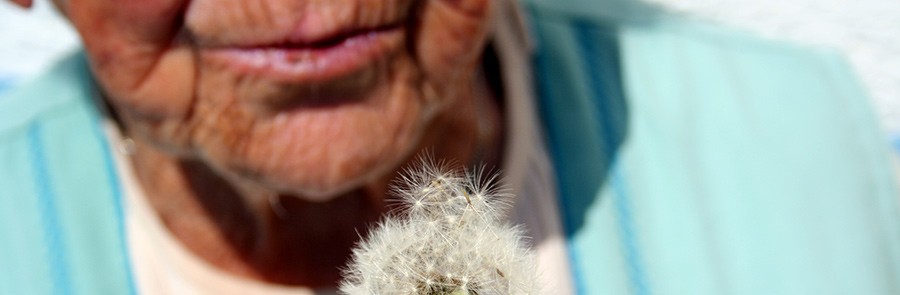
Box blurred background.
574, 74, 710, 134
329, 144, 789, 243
2, 0, 898, 156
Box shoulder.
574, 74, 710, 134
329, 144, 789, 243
0, 51, 135, 294
0, 51, 109, 204
524, 3, 900, 294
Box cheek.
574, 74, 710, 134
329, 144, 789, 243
68, 0, 196, 120
414, 0, 492, 83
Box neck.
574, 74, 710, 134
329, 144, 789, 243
130, 148, 389, 286
126, 79, 503, 288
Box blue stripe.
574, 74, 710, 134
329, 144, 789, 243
610, 168, 651, 295
573, 22, 651, 295
90, 112, 137, 294
28, 124, 73, 295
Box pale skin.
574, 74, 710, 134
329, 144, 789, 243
11, 0, 502, 288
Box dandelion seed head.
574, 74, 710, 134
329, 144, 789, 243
340, 158, 538, 294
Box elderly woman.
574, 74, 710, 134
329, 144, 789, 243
2, 0, 899, 294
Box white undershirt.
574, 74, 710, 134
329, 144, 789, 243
104, 2, 575, 293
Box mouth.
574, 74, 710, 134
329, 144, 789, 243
202, 23, 405, 84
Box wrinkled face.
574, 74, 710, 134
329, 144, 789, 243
63, 0, 492, 199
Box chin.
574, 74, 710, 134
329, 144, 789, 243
182, 38, 442, 200
219, 143, 417, 202
192, 87, 434, 201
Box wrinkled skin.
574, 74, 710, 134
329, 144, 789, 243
64, 0, 494, 198
28, 0, 499, 287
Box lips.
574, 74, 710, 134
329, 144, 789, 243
203, 24, 404, 84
